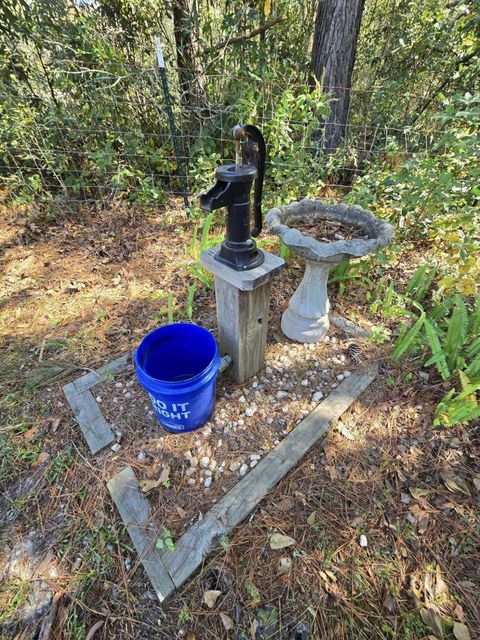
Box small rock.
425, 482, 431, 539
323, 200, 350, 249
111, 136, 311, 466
111, 443, 121, 453
239, 464, 248, 476
229, 462, 241, 472
238, 395, 246, 404
359, 534, 368, 548
200, 456, 210, 469
343, 370, 351, 377
300, 379, 308, 387
187, 478, 196, 486
124, 392, 132, 399
96, 396, 102, 403
312, 391, 323, 402
267, 417, 274, 425
137, 450, 148, 461
204, 476, 212, 488
245, 407, 255, 417
337, 374, 345, 381
250, 460, 258, 468
252, 381, 258, 388
190, 456, 198, 467
276, 391, 288, 399
115, 382, 123, 388
250, 454, 261, 461
266, 367, 273, 374
202, 426, 212, 436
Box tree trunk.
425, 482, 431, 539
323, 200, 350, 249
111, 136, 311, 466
172, 0, 204, 106
310, 0, 364, 150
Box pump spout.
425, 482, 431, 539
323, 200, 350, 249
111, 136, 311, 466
199, 179, 230, 213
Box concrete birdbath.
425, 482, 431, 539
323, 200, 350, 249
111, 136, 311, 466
266, 198, 393, 343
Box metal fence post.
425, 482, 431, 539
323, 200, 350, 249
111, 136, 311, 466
155, 37, 190, 213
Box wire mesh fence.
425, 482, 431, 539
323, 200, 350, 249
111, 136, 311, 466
1, 54, 441, 211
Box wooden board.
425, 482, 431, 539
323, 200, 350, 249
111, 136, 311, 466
200, 247, 285, 292
161, 364, 377, 591
63, 383, 115, 454
73, 353, 133, 394
215, 277, 271, 383
107, 467, 175, 601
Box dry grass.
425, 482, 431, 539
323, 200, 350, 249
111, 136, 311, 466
0, 201, 479, 640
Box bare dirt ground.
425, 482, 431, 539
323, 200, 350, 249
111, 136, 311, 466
1, 201, 479, 640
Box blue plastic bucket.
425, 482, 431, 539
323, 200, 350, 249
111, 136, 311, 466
134, 323, 221, 433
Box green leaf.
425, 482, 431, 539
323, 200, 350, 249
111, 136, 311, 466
424, 318, 450, 380
392, 311, 426, 361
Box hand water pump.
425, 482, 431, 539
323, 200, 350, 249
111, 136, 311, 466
200, 124, 266, 271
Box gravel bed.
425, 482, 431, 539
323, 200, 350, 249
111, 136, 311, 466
95, 330, 369, 538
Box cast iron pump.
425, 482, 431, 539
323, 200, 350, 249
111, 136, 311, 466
199, 124, 266, 271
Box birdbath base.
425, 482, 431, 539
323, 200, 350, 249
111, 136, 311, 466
281, 260, 331, 343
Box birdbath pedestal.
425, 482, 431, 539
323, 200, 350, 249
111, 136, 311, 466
266, 199, 393, 343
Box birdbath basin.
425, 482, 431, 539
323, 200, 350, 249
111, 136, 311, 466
266, 198, 393, 343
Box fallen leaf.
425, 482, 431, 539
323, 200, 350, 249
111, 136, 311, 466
435, 565, 448, 598
336, 422, 355, 440
382, 585, 396, 612
219, 612, 233, 631
269, 533, 296, 550
443, 475, 470, 496
413, 510, 430, 534
410, 487, 431, 499
420, 607, 444, 638
276, 557, 292, 575
453, 603, 465, 622
325, 465, 340, 481
176, 506, 187, 519
32, 451, 50, 466
250, 618, 258, 639
203, 589, 221, 609
472, 475, 480, 491
139, 478, 159, 493
306, 511, 316, 526
158, 464, 170, 485
453, 623, 470, 640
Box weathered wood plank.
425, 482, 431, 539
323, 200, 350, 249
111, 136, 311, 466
201, 247, 285, 292
63, 383, 114, 453
215, 277, 271, 383
162, 364, 377, 590
107, 466, 175, 602
73, 353, 133, 393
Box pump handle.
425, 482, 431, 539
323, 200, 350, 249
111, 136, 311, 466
233, 124, 266, 238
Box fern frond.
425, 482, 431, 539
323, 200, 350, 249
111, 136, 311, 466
465, 336, 480, 359
467, 296, 480, 340
405, 265, 436, 302
392, 311, 426, 361
465, 352, 480, 378
430, 297, 454, 322
423, 318, 450, 380
444, 295, 468, 371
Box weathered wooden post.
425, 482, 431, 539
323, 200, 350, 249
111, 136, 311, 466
201, 247, 284, 383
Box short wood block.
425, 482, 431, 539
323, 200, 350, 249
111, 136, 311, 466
201, 247, 285, 383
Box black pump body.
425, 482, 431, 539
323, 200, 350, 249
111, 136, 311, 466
199, 124, 266, 271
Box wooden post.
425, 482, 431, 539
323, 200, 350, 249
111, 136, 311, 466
201, 247, 285, 383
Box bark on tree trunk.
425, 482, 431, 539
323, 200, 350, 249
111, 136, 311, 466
310, 0, 364, 150
172, 0, 204, 106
